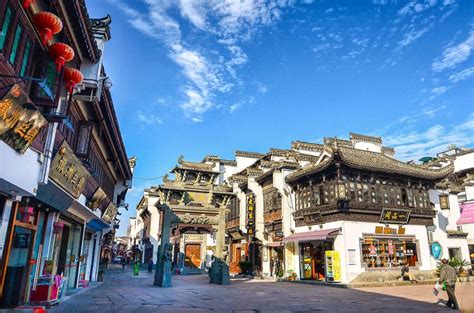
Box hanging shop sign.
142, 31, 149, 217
50, 142, 90, 198
246, 193, 255, 236
102, 202, 118, 224
431, 242, 442, 260
0, 84, 48, 154
324, 250, 341, 283
380, 208, 410, 224
87, 187, 107, 210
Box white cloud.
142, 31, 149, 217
432, 30, 474, 72
229, 102, 242, 112
398, 26, 430, 47
449, 66, 474, 83
111, 0, 289, 121
384, 114, 474, 161
257, 82, 268, 94
136, 111, 163, 125
431, 86, 448, 95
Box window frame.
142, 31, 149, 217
19, 39, 31, 77
9, 22, 23, 66
0, 5, 13, 52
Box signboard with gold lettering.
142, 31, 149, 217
380, 208, 410, 224
50, 142, 90, 199
0, 84, 47, 154
102, 202, 118, 224
87, 187, 107, 210
246, 193, 255, 236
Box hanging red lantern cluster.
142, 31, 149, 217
49, 43, 74, 72
63, 67, 83, 95
26, 6, 83, 96
33, 12, 63, 46
22, 0, 35, 9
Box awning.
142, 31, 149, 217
283, 227, 341, 243
267, 242, 284, 247
457, 202, 474, 225
36, 181, 74, 212
228, 230, 245, 240
86, 218, 111, 231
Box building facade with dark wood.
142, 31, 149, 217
0, 0, 132, 307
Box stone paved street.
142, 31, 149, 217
49, 265, 474, 313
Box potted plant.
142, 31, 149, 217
287, 270, 297, 281
436, 257, 470, 280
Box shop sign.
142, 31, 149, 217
102, 202, 118, 224
87, 187, 107, 210
274, 230, 284, 238
50, 142, 90, 199
246, 193, 255, 236
431, 242, 442, 260
325, 250, 341, 283
303, 211, 323, 225
0, 84, 47, 154
380, 208, 410, 224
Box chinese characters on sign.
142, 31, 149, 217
247, 193, 255, 236
50, 142, 90, 199
380, 208, 410, 224
87, 187, 107, 210
0, 84, 47, 154
102, 202, 118, 224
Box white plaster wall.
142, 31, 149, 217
428, 190, 470, 266
352, 141, 381, 153
235, 156, 259, 172
0, 141, 42, 194
147, 196, 161, 263
454, 153, 474, 172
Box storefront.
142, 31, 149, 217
284, 228, 341, 281
0, 200, 50, 307
360, 234, 419, 268
268, 242, 284, 277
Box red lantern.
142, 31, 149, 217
23, 0, 35, 9
49, 43, 74, 72
63, 67, 83, 94
33, 12, 63, 46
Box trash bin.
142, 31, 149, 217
133, 261, 140, 275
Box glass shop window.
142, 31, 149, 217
19, 40, 31, 76
0, 6, 12, 51
361, 236, 418, 268
9, 23, 23, 65
448, 248, 462, 260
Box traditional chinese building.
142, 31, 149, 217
285, 134, 458, 283
138, 156, 234, 274
0, 1, 132, 307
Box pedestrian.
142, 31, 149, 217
148, 258, 154, 273
105, 256, 109, 269
400, 262, 417, 282
439, 258, 459, 310
121, 257, 126, 270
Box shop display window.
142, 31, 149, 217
361, 235, 418, 268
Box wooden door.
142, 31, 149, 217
185, 244, 201, 268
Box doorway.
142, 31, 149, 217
185, 244, 201, 268
299, 241, 332, 280
1, 226, 34, 306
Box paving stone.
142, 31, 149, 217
49, 264, 473, 312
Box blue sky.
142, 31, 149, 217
85, 0, 474, 235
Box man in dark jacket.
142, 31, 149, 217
439, 259, 459, 310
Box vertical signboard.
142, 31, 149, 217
246, 193, 255, 237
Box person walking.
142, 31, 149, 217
121, 257, 126, 270
148, 258, 154, 273
439, 258, 459, 310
